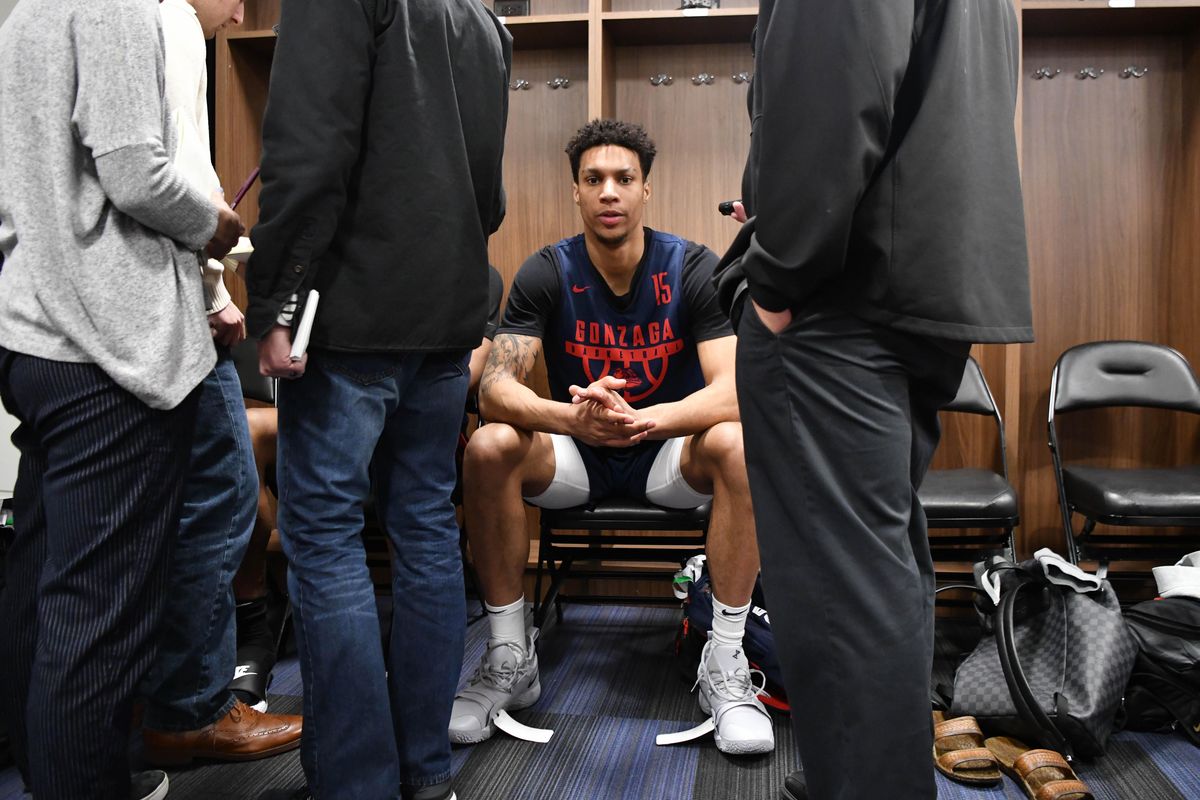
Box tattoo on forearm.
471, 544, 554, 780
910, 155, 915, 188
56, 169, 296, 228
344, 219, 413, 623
480, 334, 538, 396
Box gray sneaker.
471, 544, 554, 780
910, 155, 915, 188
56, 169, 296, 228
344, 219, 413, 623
695, 638, 774, 755
449, 631, 541, 744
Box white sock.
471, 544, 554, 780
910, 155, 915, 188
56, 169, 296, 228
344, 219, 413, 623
485, 596, 526, 649
711, 596, 750, 649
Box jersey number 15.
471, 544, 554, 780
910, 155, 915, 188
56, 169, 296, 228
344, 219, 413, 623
651, 272, 673, 307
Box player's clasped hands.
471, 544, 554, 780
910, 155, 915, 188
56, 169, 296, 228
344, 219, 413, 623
568, 375, 655, 448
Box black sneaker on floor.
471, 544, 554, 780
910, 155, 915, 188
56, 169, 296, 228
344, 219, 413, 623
230, 644, 275, 712
780, 770, 808, 800
402, 781, 455, 800
131, 770, 169, 800
233, 596, 279, 711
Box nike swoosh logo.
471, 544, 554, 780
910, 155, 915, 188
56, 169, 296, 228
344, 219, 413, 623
234, 666, 258, 680
719, 609, 742, 617
572, 285, 590, 293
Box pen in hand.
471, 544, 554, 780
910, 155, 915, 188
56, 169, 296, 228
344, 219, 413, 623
230, 166, 261, 212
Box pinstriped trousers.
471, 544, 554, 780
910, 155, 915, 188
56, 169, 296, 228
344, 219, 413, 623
0, 349, 197, 800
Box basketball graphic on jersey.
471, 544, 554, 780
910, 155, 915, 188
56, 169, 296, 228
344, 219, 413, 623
611, 367, 642, 390
564, 336, 685, 403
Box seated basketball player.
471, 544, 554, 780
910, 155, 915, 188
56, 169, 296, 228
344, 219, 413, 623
452, 120, 772, 755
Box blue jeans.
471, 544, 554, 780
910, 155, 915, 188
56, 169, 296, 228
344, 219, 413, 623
143, 349, 258, 730
277, 349, 469, 800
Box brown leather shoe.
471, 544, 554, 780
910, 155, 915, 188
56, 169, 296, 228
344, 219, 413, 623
141, 700, 302, 766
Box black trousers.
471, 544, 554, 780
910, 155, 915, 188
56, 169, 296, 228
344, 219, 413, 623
736, 308, 968, 800
0, 349, 197, 800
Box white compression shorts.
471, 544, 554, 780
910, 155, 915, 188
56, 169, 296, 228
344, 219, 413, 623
523, 434, 711, 510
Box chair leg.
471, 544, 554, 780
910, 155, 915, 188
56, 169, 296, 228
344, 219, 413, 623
458, 527, 486, 624
532, 528, 548, 624
1076, 517, 1097, 563
536, 555, 571, 629
1062, 510, 1080, 564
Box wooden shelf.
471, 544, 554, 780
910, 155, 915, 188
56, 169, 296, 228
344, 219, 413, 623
1022, 0, 1200, 34
603, 8, 756, 45
498, 13, 589, 49
224, 28, 276, 40
222, 28, 276, 56
221, 17, 590, 53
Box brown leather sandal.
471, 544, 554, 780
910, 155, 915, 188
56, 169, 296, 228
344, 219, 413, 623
985, 736, 1095, 800
932, 710, 1002, 786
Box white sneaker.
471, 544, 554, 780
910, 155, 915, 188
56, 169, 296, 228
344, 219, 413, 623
449, 631, 541, 744
695, 638, 774, 755
130, 770, 169, 800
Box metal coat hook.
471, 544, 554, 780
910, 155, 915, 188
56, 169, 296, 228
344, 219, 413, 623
509, 79, 531, 91
691, 73, 715, 86
1032, 67, 1061, 80
1077, 67, 1104, 80
1120, 66, 1149, 79
547, 77, 571, 90
732, 72, 752, 84
650, 74, 673, 86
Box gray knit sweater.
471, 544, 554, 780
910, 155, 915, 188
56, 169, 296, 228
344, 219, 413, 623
0, 0, 218, 409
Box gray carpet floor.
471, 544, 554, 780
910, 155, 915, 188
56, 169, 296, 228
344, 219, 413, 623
1, 604, 1196, 799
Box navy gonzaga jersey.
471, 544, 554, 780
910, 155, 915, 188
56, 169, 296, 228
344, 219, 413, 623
545, 231, 704, 409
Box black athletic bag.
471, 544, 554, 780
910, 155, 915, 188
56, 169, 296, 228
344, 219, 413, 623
1123, 597, 1200, 746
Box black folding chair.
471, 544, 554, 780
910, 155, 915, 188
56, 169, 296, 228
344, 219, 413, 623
1048, 341, 1200, 564
921, 357, 1019, 576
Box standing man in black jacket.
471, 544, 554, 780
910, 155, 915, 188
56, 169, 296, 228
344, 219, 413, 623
245, 2, 510, 798
717, 2, 1032, 798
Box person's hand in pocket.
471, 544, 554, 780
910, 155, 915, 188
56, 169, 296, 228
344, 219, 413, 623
752, 300, 793, 334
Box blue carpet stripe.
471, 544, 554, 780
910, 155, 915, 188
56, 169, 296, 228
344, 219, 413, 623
929, 774, 1023, 800
538, 615, 697, 721
1140, 728, 1200, 798
1083, 734, 1189, 800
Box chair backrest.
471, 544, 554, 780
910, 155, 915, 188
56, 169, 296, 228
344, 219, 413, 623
1052, 341, 1200, 416
944, 356, 997, 416
231, 338, 276, 406
938, 356, 1010, 479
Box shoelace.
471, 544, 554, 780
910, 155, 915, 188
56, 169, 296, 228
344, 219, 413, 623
692, 641, 768, 704
471, 639, 529, 692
